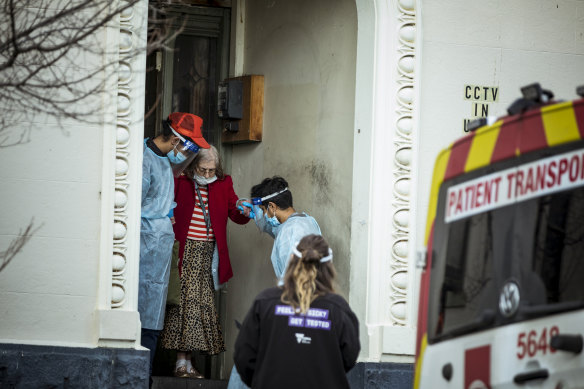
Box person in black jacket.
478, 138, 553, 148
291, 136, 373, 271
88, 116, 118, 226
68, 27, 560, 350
234, 234, 360, 389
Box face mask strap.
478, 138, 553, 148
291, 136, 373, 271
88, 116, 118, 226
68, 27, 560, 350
320, 248, 333, 263
252, 187, 289, 205
292, 243, 333, 263
268, 203, 278, 219
292, 241, 302, 258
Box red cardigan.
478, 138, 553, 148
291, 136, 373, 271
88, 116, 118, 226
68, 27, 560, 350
173, 175, 249, 284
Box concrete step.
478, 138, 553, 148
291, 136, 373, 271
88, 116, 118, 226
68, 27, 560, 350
152, 376, 228, 389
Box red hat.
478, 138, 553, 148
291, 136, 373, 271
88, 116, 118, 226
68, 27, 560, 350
168, 112, 210, 149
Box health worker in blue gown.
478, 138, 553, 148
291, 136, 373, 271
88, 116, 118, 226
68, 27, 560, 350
248, 176, 322, 281
139, 112, 210, 380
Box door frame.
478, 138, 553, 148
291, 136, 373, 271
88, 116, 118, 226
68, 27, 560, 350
157, 5, 231, 152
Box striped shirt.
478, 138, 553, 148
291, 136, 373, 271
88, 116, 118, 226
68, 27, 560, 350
187, 185, 215, 241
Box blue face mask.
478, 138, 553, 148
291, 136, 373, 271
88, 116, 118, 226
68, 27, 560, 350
265, 206, 281, 227
167, 146, 187, 164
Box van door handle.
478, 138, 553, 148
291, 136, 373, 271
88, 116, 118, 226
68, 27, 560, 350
513, 368, 549, 383
550, 334, 583, 354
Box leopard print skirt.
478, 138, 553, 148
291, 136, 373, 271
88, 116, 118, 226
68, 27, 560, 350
160, 239, 226, 354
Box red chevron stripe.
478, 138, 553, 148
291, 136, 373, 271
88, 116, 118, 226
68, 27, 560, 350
574, 100, 584, 139
444, 133, 475, 180
518, 108, 548, 154
491, 117, 519, 163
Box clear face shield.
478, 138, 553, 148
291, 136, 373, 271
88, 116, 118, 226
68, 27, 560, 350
251, 187, 289, 207
168, 128, 200, 177
237, 187, 289, 221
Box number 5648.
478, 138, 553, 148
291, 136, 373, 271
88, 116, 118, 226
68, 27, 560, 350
517, 326, 559, 359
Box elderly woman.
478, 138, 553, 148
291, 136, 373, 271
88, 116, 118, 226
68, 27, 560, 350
160, 145, 250, 378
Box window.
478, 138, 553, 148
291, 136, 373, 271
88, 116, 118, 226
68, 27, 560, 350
428, 185, 584, 343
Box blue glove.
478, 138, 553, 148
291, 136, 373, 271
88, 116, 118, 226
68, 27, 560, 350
237, 201, 255, 219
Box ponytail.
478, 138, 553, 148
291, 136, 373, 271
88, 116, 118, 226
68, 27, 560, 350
281, 235, 336, 314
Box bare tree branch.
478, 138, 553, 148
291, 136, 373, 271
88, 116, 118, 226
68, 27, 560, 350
0, 218, 42, 273
0, 1, 193, 269
0, 0, 187, 147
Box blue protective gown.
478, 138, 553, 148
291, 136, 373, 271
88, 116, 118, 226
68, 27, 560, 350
138, 141, 176, 330
255, 209, 322, 279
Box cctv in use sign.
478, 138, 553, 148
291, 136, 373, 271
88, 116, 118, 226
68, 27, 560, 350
463, 84, 499, 132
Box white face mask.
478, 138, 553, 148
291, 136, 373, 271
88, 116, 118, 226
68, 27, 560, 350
194, 175, 217, 185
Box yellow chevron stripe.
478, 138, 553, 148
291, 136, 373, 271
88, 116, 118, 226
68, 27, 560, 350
425, 148, 451, 244
413, 334, 428, 389
542, 102, 580, 146
464, 121, 503, 172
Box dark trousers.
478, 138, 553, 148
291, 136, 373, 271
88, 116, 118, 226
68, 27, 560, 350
141, 328, 161, 380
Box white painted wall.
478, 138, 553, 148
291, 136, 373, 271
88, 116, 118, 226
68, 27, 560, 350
0, 1, 146, 348
222, 0, 358, 371
416, 0, 584, 249
0, 111, 105, 346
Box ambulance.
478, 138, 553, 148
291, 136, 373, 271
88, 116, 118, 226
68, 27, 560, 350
414, 83, 584, 389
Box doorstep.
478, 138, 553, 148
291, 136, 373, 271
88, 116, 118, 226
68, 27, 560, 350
152, 376, 228, 389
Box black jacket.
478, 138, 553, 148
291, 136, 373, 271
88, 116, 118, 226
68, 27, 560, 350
234, 287, 360, 388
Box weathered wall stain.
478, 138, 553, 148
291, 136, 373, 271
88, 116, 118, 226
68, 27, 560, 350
306, 159, 331, 204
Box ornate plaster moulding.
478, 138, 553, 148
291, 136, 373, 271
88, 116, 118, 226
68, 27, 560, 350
398, 54, 414, 77
119, 28, 134, 53
390, 299, 408, 323
391, 270, 408, 290
387, 0, 418, 328
396, 115, 412, 136
392, 207, 410, 232
392, 239, 409, 260
398, 24, 415, 45
116, 122, 131, 147
113, 217, 128, 242
397, 0, 415, 14
119, 2, 135, 21
114, 186, 129, 212
111, 280, 126, 307
397, 85, 414, 106
112, 249, 127, 275
395, 146, 412, 168
115, 154, 129, 178
394, 176, 410, 200
117, 92, 132, 117
118, 61, 133, 85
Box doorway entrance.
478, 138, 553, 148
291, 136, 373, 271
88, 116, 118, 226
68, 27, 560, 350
144, 3, 231, 380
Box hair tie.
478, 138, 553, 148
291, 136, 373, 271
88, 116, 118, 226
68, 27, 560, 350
320, 248, 333, 263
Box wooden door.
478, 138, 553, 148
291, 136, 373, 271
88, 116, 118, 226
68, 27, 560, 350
144, 5, 230, 149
